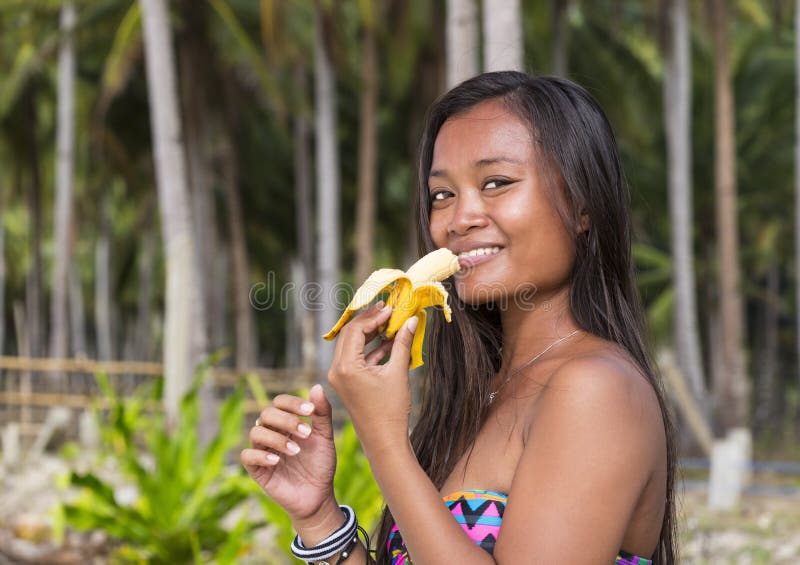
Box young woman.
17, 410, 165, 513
242, 71, 678, 564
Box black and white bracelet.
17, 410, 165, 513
290, 504, 359, 564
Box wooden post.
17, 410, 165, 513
656, 348, 713, 455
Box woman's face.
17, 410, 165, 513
428, 98, 580, 307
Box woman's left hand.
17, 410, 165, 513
327, 301, 419, 458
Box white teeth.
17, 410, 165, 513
458, 246, 501, 259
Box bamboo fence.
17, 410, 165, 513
0, 356, 324, 443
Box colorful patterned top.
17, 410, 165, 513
387, 489, 653, 565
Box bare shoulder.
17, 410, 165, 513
497, 345, 667, 561
530, 344, 666, 474
549, 346, 661, 415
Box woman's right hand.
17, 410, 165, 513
241, 383, 338, 524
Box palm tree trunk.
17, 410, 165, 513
13, 302, 31, 426
664, 0, 710, 419
95, 193, 113, 361
314, 5, 341, 377
211, 249, 229, 358
0, 197, 5, 357
292, 66, 316, 372
50, 1, 77, 369
795, 0, 800, 398
179, 0, 220, 356
551, 0, 569, 77
704, 238, 723, 422
754, 257, 779, 433
135, 211, 155, 361
178, 0, 217, 441
710, 0, 749, 431
482, 0, 523, 72
407, 5, 445, 262
446, 0, 479, 88
23, 84, 45, 360
221, 95, 257, 371
69, 241, 88, 358
140, 0, 206, 425
355, 23, 378, 286
287, 257, 304, 368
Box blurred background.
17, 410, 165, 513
0, 0, 799, 563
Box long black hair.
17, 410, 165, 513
373, 71, 678, 565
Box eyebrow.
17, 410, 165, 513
429, 156, 525, 178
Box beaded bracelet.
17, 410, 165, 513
333, 534, 359, 565
332, 524, 374, 564
291, 505, 358, 563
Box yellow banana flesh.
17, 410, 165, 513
322, 248, 460, 368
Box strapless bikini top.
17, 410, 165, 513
387, 489, 653, 564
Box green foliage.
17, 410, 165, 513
60, 370, 385, 563
60, 370, 260, 564
0, 42, 38, 119
97, 1, 141, 114
258, 421, 384, 562
2, 0, 798, 454
207, 0, 283, 113
633, 242, 673, 342
332, 422, 384, 531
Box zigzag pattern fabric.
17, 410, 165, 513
443, 489, 505, 552
386, 489, 653, 565
616, 549, 654, 565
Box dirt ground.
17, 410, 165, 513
677, 486, 800, 564
2, 455, 800, 563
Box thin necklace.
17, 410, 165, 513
487, 329, 582, 405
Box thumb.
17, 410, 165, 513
386, 315, 419, 371
309, 383, 334, 439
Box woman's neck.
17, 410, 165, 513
499, 285, 581, 372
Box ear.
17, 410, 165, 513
576, 210, 591, 234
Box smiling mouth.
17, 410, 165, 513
457, 247, 503, 270
457, 246, 502, 259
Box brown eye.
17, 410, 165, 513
484, 179, 510, 190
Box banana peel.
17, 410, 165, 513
322, 248, 461, 369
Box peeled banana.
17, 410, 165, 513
322, 248, 461, 369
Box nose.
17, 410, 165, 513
447, 189, 490, 236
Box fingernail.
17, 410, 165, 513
375, 300, 385, 309
381, 304, 392, 314
407, 315, 419, 333
286, 441, 300, 454
266, 453, 280, 464
300, 402, 314, 415
297, 423, 311, 437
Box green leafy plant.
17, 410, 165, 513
60, 368, 260, 564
